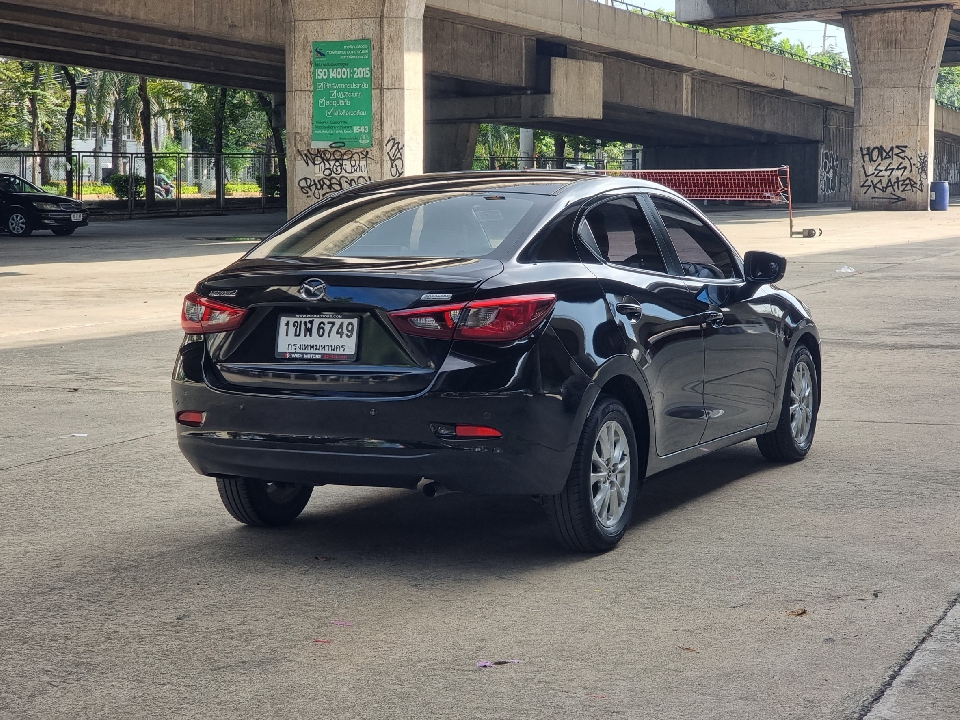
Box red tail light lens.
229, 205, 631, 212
176, 410, 205, 427
181, 292, 247, 334
388, 302, 467, 339
455, 294, 557, 341
389, 295, 556, 342
455, 425, 502, 438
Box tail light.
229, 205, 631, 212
181, 292, 247, 334
389, 294, 556, 342
389, 302, 466, 339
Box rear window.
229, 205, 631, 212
248, 192, 543, 259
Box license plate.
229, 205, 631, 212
276, 314, 359, 361
70, 213, 82, 222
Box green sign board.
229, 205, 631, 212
312, 40, 373, 149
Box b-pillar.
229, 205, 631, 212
282, 0, 425, 217
844, 4, 952, 210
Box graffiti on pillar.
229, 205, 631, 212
858, 145, 927, 204
385, 137, 404, 178
296, 147, 373, 200
819, 150, 847, 199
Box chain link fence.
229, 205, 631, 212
0, 152, 285, 217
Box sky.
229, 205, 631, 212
638, 1, 849, 56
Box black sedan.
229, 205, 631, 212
0, 173, 89, 237
172, 172, 820, 551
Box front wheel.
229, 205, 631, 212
216, 477, 313, 526
757, 345, 819, 462
544, 397, 640, 552
5, 211, 31, 237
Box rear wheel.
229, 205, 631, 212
216, 477, 313, 526
757, 345, 819, 462
5, 211, 31, 237
51, 227, 76, 236
544, 397, 640, 552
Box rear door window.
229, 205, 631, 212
650, 196, 739, 280
580, 197, 667, 274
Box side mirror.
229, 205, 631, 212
744, 251, 786, 284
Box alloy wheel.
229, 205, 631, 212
789, 362, 814, 447
591, 420, 631, 528
8, 213, 26, 235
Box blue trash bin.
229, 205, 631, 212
931, 181, 950, 211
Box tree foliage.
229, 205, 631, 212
0, 60, 67, 150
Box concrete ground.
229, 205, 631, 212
1, 206, 958, 719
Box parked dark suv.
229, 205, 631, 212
0, 174, 89, 237
172, 172, 820, 551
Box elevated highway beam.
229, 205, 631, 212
4, 0, 960, 212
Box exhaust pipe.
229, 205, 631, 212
417, 479, 451, 498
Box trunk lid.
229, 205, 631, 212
198, 256, 503, 396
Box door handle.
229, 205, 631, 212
703, 310, 724, 327
615, 302, 644, 318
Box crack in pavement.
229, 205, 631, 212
0, 431, 166, 473
856, 592, 960, 720
0, 383, 167, 394
789, 247, 960, 292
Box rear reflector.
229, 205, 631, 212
389, 294, 556, 342
455, 425, 502, 438
181, 292, 247, 334
176, 410, 205, 427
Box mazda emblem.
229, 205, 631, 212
299, 278, 328, 300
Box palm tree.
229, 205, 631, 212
85, 71, 139, 179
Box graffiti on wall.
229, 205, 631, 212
296, 147, 373, 200
293, 137, 407, 201
858, 145, 927, 204
819, 149, 847, 199
385, 137, 404, 178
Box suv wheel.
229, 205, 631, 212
544, 397, 640, 552
216, 477, 313, 526
757, 345, 819, 462
6, 211, 31, 237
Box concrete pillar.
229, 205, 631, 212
843, 5, 952, 210
519, 128, 534, 169
424, 123, 478, 172
283, 0, 425, 217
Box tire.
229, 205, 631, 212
51, 227, 76, 236
757, 345, 819, 462
544, 397, 640, 552
216, 477, 313, 527
5, 211, 32, 237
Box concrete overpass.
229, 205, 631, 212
5, 0, 960, 213
678, 0, 960, 209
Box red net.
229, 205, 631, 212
602, 168, 790, 204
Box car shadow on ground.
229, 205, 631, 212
199, 441, 771, 572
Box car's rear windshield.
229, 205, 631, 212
247, 191, 550, 259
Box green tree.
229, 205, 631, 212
937, 67, 960, 110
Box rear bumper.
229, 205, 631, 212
173, 378, 583, 495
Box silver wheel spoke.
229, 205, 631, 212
593, 483, 610, 517
590, 419, 632, 528
789, 362, 815, 446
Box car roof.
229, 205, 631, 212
334, 171, 669, 198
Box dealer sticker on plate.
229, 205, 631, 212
276, 313, 359, 361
